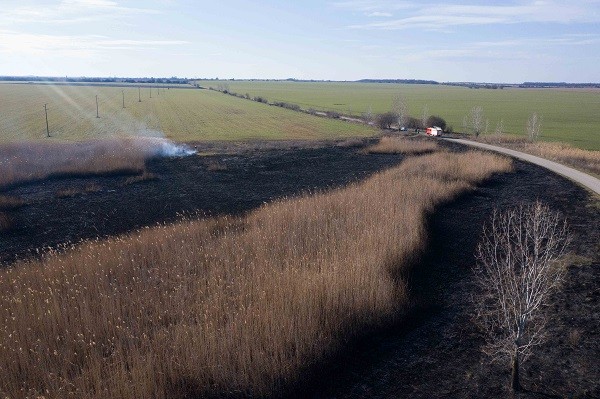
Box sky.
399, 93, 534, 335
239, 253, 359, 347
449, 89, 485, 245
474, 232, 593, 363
0, 0, 599, 82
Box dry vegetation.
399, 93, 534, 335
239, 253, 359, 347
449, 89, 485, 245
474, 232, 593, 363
0, 212, 13, 232
365, 136, 439, 155
0, 138, 176, 189
123, 171, 158, 186
55, 184, 102, 199
477, 135, 600, 176
0, 150, 512, 398
0, 195, 26, 210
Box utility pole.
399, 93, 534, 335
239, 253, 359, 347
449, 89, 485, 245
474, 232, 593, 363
44, 104, 50, 137
122, 90, 125, 108
96, 95, 100, 118
157, 86, 160, 96
150, 87, 152, 98
138, 87, 141, 102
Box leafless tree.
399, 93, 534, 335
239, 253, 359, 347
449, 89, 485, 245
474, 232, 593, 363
494, 119, 504, 136
392, 95, 408, 128
421, 104, 429, 128
467, 106, 485, 137
527, 112, 542, 141
362, 105, 374, 125
473, 202, 570, 392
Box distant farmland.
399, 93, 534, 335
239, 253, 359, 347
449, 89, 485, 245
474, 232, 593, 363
0, 83, 374, 143
200, 81, 600, 150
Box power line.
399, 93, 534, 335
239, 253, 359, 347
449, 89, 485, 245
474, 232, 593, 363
44, 104, 50, 137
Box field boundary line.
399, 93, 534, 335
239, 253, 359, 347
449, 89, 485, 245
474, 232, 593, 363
443, 138, 600, 196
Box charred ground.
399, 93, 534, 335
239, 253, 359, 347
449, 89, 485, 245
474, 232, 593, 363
0, 139, 597, 398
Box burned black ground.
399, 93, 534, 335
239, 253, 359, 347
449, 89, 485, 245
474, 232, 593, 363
0, 139, 597, 398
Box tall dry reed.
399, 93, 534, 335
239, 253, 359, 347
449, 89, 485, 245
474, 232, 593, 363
0, 150, 512, 398
477, 135, 600, 176
0, 138, 172, 189
366, 136, 439, 154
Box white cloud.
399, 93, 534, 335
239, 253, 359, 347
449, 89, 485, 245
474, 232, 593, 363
347, 1, 600, 30
366, 11, 393, 17
0, 0, 159, 25
331, 1, 415, 12
0, 30, 188, 57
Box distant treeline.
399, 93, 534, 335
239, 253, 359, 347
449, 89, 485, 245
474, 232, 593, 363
519, 82, 600, 88
445, 82, 506, 89
0, 76, 190, 84
357, 79, 439, 85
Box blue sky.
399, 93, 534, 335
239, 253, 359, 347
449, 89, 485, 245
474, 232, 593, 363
0, 0, 599, 82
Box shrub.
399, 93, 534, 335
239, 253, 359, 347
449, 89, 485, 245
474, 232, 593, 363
273, 102, 301, 111
404, 116, 424, 130
426, 115, 447, 131
375, 112, 398, 130
253, 96, 268, 103
325, 110, 341, 119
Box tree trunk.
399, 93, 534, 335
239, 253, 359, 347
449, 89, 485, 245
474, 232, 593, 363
511, 351, 520, 392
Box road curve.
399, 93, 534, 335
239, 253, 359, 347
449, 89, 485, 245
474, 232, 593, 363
443, 138, 600, 196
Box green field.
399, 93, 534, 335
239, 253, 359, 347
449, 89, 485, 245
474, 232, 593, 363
0, 83, 374, 143
200, 81, 600, 150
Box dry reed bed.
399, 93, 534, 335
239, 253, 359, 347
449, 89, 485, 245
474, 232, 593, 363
0, 138, 172, 189
477, 135, 600, 176
366, 136, 439, 154
0, 195, 26, 210
0, 151, 512, 398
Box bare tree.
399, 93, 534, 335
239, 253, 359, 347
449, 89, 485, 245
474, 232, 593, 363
467, 106, 485, 137
362, 105, 374, 125
526, 112, 542, 141
494, 119, 504, 136
473, 202, 570, 392
392, 95, 408, 128
421, 104, 429, 128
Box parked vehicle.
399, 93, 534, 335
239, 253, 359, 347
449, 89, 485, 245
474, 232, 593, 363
426, 126, 443, 136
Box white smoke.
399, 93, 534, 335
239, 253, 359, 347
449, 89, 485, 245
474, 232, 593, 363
154, 139, 196, 157
128, 134, 196, 158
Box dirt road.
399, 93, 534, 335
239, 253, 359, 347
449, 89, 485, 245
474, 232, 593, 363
443, 138, 600, 195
